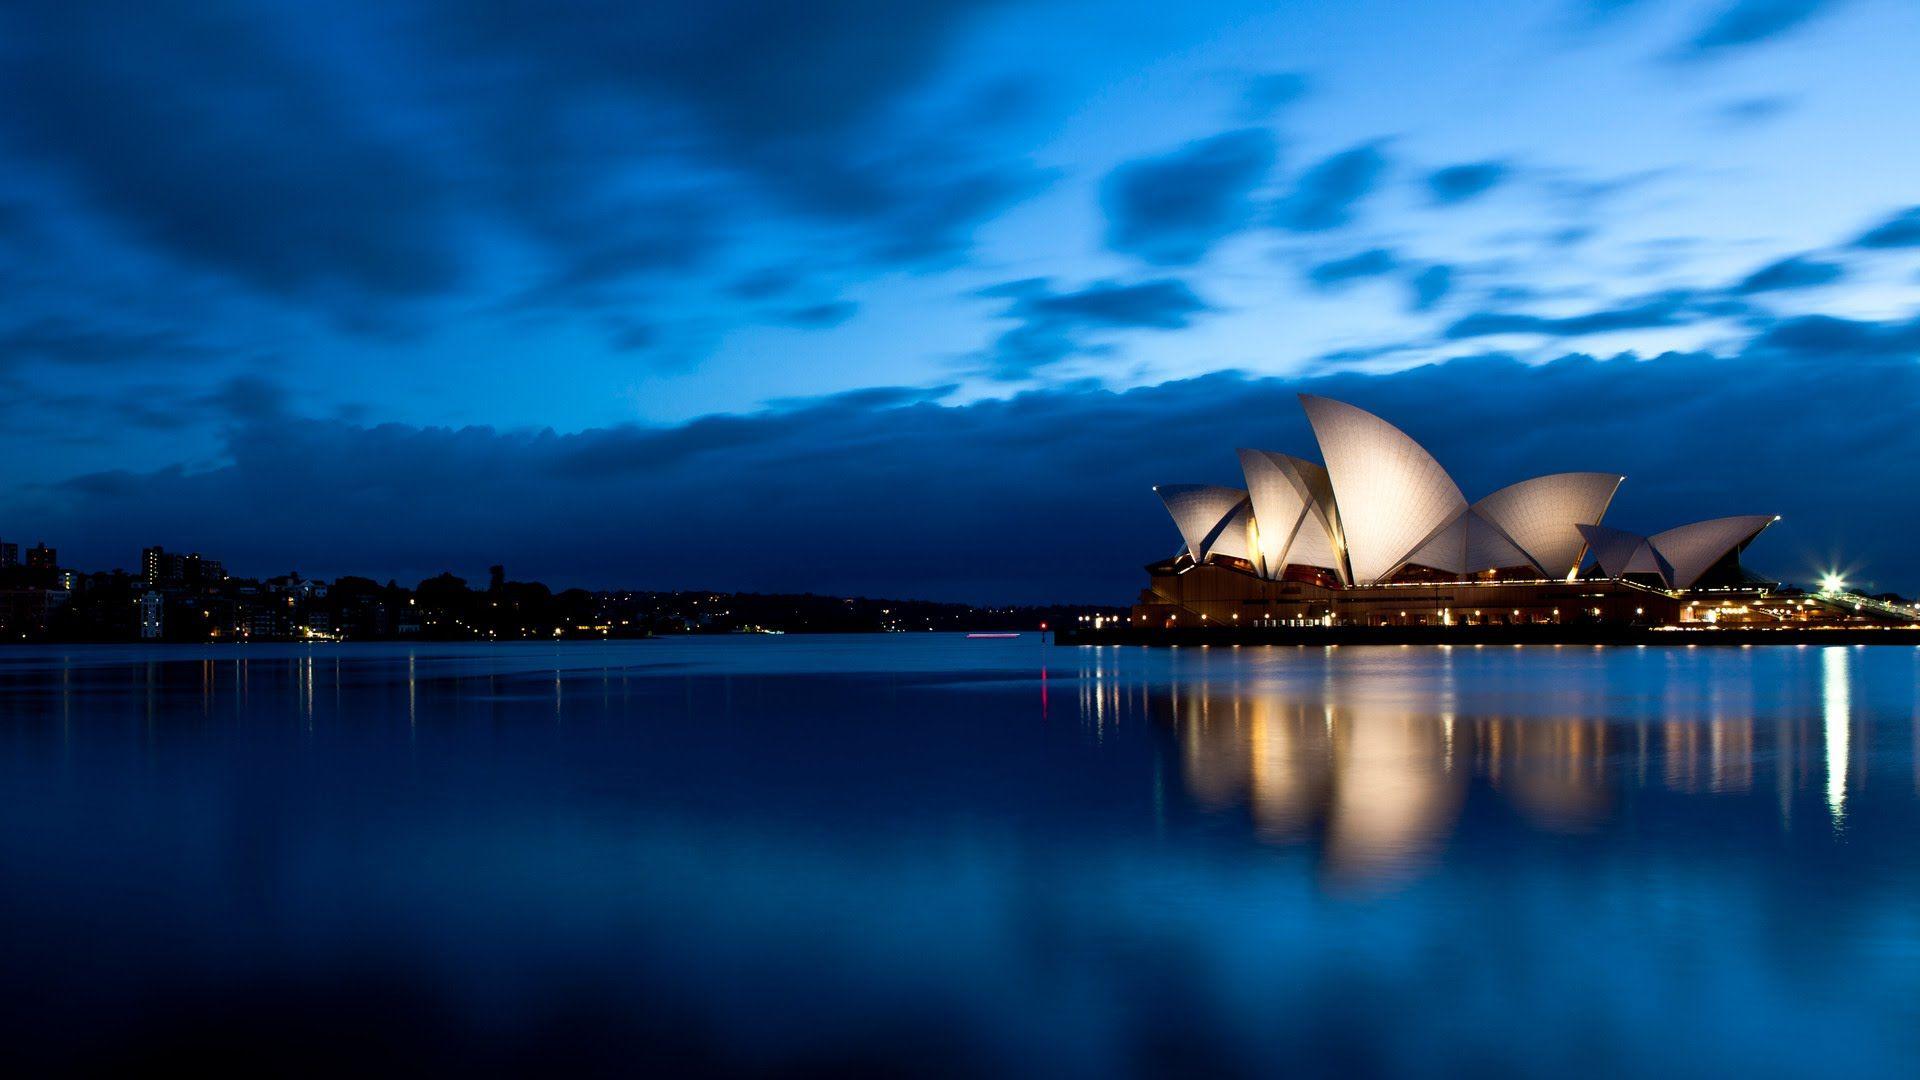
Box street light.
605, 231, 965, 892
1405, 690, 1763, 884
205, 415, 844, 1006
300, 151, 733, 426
1819, 573, 1846, 594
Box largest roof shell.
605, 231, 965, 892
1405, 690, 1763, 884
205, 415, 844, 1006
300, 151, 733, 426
1299, 394, 1466, 585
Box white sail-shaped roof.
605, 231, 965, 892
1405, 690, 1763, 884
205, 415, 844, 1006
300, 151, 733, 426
1576, 524, 1661, 580
1401, 510, 1531, 575
1401, 515, 1465, 574
1237, 449, 1309, 579
1648, 515, 1776, 589
1279, 454, 1347, 581
1284, 500, 1347, 580
1154, 484, 1250, 564
1300, 394, 1466, 585
1207, 498, 1256, 563
1463, 512, 1532, 573
1474, 472, 1624, 579
1622, 539, 1669, 577
1236, 450, 1346, 581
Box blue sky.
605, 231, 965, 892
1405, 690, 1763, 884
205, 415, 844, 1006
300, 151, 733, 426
2, 0, 1919, 600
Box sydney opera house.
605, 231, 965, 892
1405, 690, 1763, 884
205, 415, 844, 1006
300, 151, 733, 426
1137, 394, 1787, 629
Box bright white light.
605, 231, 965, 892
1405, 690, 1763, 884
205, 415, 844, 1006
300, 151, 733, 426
1819, 573, 1846, 594
1824, 646, 1850, 829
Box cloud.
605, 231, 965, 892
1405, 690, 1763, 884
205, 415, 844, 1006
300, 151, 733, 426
430, 0, 1038, 269
1442, 292, 1707, 339
0, 3, 461, 314
1426, 161, 1508, 206
986, 279, 1209, 329
1750, 312, 1920, 357
1541, 166, 1680, 218
0, 369, 290, 438
200, 374, 290, 424
0, 0, 1044, 343
728, 268, 805, 301
783, 301, 860, 328
605, 321, 658, 353
1684, 0, 1841, 57
761, 383, 957, 413
1307, 249, 1399, 289
20, 330, 1920, 601
1274, 143, 1389, 232
1715, 95, 1796, 127
975, 278, 1211, 380
1102, 129, 1278, 265
1579, 0, 1650, 20
1408, 265, 1454, 312
1240, 72, 1310, 119
1435, 242, 1861, 335
1731, 254, 1844, 294
502, 207, 724, 315
0, 318, 208, 370
444, 0, 998, 151
1853, 206, 1920, 249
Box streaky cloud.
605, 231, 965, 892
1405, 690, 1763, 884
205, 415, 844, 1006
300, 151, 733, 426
975, 277, 1210, 380
0, 3, 460, 314
1685, 0, 1842, 57
1241, 71, 1310, 119
1102, 129, 1278, 265
1732, 254, 1844, 294
1854, 206, 1920, 249
1751, 312, 1920, 357
1408, 265, 1454, 312
1442, 292, 1701, 339
1275, 143, 1389, 232
1426, 161, 1508, 206
1308, 249, 1399, 289
1715, 95, 1796, 127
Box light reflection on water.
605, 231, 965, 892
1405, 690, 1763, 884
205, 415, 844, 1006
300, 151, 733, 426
1826, 645, 1851, 826
1079, 642, 1879, 889
1, 637, 1918, 1074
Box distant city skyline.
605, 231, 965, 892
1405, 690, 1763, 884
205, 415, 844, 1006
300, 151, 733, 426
2, 1, 1918, 600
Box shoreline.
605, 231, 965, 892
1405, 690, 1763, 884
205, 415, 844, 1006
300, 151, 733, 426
1057, 625, 1920, 647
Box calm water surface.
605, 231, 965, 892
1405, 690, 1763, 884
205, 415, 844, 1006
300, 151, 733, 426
2, 637, 1917, 1075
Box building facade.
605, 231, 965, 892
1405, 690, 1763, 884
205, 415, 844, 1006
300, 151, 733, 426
1136, 394, 1807, 629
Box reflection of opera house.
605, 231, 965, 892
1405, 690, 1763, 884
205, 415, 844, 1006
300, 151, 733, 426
1139, 394, 1795, 628
1079, 647, 1864, 887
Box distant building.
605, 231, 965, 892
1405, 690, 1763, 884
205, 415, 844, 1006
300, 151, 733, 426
185, 552, 224, 584
138, 592, 164, 640
246, 607, 278, 640
25, 543, 56, 571
0, 541, 16, 569
143, 546, 225, 587
1, 589, 50, 639
143, 546, 181, 587
265, 573, 321, 599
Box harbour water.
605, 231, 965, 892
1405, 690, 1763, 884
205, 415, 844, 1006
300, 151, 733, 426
1, 637, 1916, 1074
